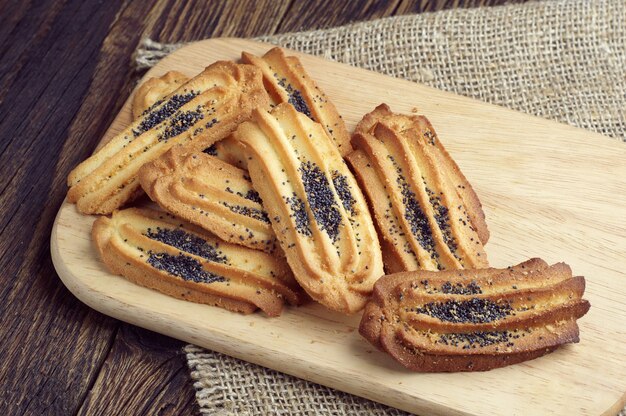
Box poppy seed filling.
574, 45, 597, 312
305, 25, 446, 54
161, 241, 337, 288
299, 161, 342, 242
413, 298, 512, 324
144, 227, 228, 264
440, 281, 483, 295
425, 184, 460, 261
275, 74, 313, 119
221, 202, 270, 224
147, 252, 226, 284
285, 193, 311, 236
388, 155, 437, 259
159, 109, 205, 141
436, 331, 514, 349
133, 91, 199, 137
331, 171, 356, 215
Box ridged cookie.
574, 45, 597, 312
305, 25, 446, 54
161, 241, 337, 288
132, 71, 248, 170
359, 258, 590, 371
138, 144, 276, 252
241, 47, 352, 156
132, 71, 191, 119
347, 104, 488, 273
353, 104, 489, 244
203, 137, 248, 170
234, 103, 384, 314
67, 61, 269, 214
92, 207, 303, 316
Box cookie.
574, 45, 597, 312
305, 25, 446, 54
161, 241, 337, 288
132, 71, 190, 119
347, 104, 488, 273
359, 258, 590, 371
92, 207, 303, 316
138, 144, 276, 252
242, 47, 352, 156
67, 61, 269, 214
234, 103, 384, 314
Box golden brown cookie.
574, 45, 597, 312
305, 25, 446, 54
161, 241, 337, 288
347, 104, 488, 273
132, 71, 191, 119
138, 144, 276, 252
233, 103, 384, 314
359, 258, 590, 372
353, 104, 489, 245
92, 207, 303, 316
132, 72, 248, 170
241, 47, 352, 156
67, 61, 270, 214
203, 136, 248, 170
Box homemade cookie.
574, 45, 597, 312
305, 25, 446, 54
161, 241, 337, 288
242, 47, 352, 156
234, 103, 384, 314
138, 144, 276, 252
359, 258, 590, 372
347, 104, 488, 273
203, 137, 248, 170
132, 71, 249, 170
92, 207, 303, 316
67, 61, 269, 214
132, 71, 191, 119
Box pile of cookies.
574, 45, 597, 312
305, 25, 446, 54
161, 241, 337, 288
67, 47, 589, 371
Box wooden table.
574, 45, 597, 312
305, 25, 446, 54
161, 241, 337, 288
0, 1, 524, 414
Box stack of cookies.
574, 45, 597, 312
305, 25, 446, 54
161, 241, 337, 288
67, 47, 589, 371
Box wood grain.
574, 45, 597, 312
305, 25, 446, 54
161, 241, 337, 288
0, 1, 125, 414
52, 38, 626, 416
76, 326, 198, 416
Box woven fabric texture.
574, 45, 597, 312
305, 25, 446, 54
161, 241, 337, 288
136, 0, 626, 414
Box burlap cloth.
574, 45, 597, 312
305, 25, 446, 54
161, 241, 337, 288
135, 0, 626, 414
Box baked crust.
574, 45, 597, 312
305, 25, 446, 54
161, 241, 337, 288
138, 144, 276, 252
353, 104, 489, 244
67, 61, 270, 214
204, 136, 248, 170
347, 104, 489, 273
92, 207, 303, 316
132, 71, 191, 119
359, 258, 590, 371
241, 47, 352, 156
233, 103, 384, 314
132, 72, 250, 171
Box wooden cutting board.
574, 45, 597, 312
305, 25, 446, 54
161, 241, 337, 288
51, 38, 626, 416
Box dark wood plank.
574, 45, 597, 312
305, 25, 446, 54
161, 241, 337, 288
149, 0, 292, 40
0, 0, 127, 412
277, 0, 402, 32
76, 326, 198, 416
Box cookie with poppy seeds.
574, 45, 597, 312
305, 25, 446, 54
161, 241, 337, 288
138, 144, 276, 253
241, 47, 352, 156
67, 61, 270, 215
92, 207, 303, 316
359, 258, 590, 372
132, 70, 191, 120
132, 71, 249, 170
233, 103, 384, 314
203, 137, 249, 170
347, 104, 489, 273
